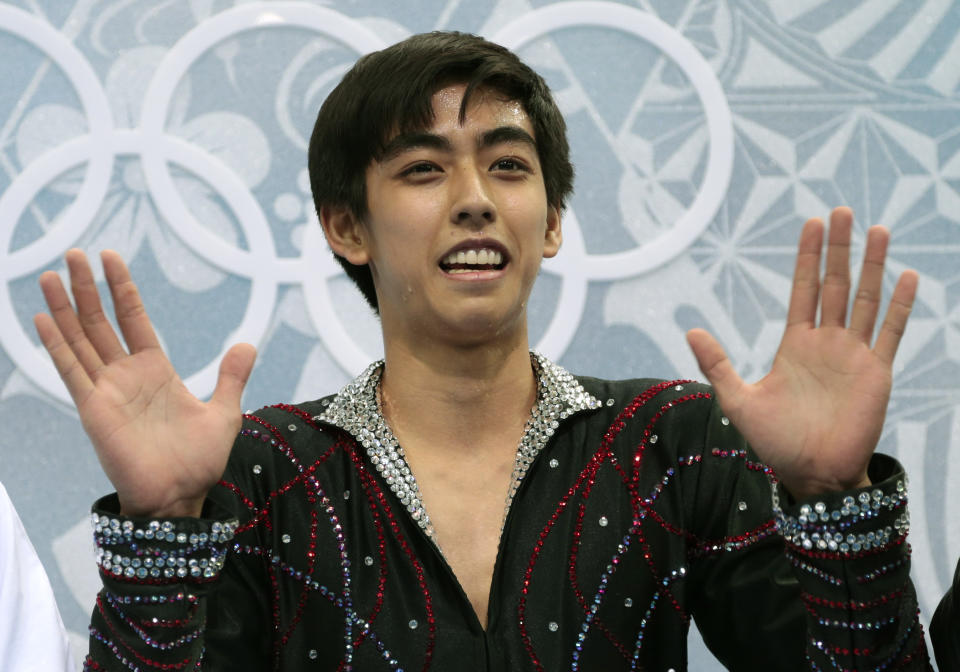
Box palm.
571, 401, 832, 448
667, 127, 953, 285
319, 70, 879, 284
733, 327, 891, 492
687, 208, 917, 500
78, 352, 234, 514
34, 250, 256, 517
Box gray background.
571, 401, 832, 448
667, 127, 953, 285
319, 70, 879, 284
1, 0, 958, 667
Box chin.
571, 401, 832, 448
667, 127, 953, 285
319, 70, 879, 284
433, 306, 526, 346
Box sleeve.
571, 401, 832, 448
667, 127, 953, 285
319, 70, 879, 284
770, 455, 929, 669
83, 487, 273, 670
930, 556, 960, 669
684, 398, 930, 670
0, 482, 76, 672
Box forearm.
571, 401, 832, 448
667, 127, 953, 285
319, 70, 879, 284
774, 455, 929, 669
689, 398, 930, 669
84, 495, 237, 671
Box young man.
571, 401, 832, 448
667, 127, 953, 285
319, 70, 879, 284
35, 32, 928, 670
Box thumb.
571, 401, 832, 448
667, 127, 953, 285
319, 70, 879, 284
686, 328, 744, 410
211, 342, 257, 412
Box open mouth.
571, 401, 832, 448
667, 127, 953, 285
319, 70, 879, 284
439, 247, 507, 274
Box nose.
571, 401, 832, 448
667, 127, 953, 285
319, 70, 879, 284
450, 165, 496, 226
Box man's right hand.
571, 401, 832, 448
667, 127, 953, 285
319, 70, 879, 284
33, 249, 256, 518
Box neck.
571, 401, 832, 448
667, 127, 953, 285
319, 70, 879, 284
378, 335, 537, 455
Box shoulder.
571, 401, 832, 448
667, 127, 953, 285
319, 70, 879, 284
566, 373, 754, 469
247, 392, 332, 422
574, 374, 716, 425
533, 347, 722, 440
241, 394, 342, 450
221, 396, 345, 485
559, 374, 721, 459
560, 376, 771, 538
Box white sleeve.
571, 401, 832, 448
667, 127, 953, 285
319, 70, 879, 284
0, 482, 76, 672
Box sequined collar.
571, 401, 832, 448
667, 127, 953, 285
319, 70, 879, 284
314, 352, 601, 544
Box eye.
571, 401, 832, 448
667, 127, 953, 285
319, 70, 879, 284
400, 162, 440, 177
491, 157, 533, 174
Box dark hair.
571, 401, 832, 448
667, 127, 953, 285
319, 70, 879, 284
307, 31, 573, 311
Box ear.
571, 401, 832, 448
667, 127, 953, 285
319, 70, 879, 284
321, 205, 370, 265
542, 205, 562, 259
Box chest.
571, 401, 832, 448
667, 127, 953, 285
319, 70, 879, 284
406, 447, 518, 625
263, 441, 695, 671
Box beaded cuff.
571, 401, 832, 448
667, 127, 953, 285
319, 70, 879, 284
771, 465, 908, 556
91, 499, 238, 583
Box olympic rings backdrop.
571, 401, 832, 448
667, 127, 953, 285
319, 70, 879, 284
1, 1, 959, 667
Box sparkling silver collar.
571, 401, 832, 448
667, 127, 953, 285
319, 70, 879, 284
313, 352, 601, 544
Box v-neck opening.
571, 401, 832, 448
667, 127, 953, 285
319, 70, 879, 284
315, 352, 601, 544
313, 352, 602, 630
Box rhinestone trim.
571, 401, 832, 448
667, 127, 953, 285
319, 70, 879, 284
314, 352, 601, 543
772, 477, 909, 554
91, 514, 236, 580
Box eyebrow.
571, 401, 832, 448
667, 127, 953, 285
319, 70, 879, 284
379, 125, 537, 163
479, 126, 537, 152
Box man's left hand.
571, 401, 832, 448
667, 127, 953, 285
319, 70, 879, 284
686, 206, 917, 501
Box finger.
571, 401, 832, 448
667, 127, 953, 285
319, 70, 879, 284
819, 207, 853, 327
38, 268, 106, 379
874, 270, 918, 364
210, 343, 257, 413
100, 250, 162, 353
65, 249, 127, 365
686, 328, 746, 417
848, 226, 889, 342
33, 313, 95, 404
785, 217, 824, 328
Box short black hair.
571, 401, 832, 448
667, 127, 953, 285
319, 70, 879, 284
307, 31, 573, 312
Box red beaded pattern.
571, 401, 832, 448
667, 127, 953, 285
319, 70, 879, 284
516, 380, 778, 669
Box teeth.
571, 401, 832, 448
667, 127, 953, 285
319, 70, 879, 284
442, 248, 503, 267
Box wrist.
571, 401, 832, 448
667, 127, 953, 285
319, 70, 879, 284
783, 473, 872, 502
119, 498, 205, 519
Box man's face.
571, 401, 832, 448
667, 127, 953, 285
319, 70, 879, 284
354, 83, 562, 345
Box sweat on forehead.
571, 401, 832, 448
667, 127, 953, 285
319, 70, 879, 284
374, 83, 529, 155
375, 85, 534, 163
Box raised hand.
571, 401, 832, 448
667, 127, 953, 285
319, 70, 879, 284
33, 250, 257, 517
686, 207, 917, 500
